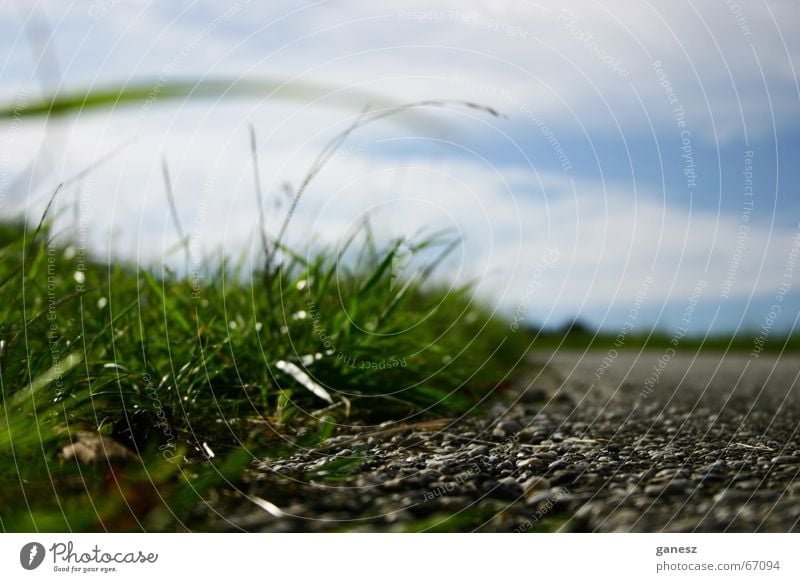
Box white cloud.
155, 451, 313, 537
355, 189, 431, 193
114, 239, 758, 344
1, 0, 798, 329
5, 108, 792, 327
4, 0, 797, 141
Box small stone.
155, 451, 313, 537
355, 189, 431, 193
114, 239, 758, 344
522, 476, 551, 495
550, 470, 579, 485
498, 476, 522, 493
525, 489, 565, 507
655, 468, 689, 480
522, 387, 549, 402
574, 502, 608, 521
714, 488, 751, 503
516, 458, 545, 470
644, 480, 692, 496
468, 445, 490, 458
59, 431, 134, 464
547, 459, 570, 471
771, 455, 800, 464
418, 468, 440, 480
553, 392, 575, 405
734, 480, 762, 490
497, 419, 523, 434
699, 471, 727, 483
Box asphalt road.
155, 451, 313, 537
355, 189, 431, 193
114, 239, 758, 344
205, 350, 800, 532
531, 349, 800, 412
522, 350, 800, 532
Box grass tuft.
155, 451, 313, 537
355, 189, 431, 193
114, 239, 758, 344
0, 213, 528, 531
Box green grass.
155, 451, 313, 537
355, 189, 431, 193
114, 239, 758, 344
0, 214, 530, 531
0, 77, 399, 120
0, 83, 525, 531
525, 320, 800, 354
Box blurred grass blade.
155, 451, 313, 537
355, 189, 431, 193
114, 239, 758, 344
357, 238, 405, 299
0, 77, 400, 119
8, 351, 83, 409
275, 360, 333, 404
141, 271, 192, 334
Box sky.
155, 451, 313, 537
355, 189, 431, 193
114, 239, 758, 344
1, 0, 799, 337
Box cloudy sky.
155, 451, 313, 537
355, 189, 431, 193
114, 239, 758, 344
1, 0, 799, 336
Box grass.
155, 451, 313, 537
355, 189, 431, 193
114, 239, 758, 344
0, 209, 531, 531
0, 86, 537, 531
525, 319, 800, 354
0, 77, 399, 120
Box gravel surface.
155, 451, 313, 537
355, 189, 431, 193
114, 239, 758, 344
204, 351, 800, 532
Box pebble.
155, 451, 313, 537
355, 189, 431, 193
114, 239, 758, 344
497, 419, 523, 434
525, 489, 564, 507
522, 387, 549, 402
468, 445, 490, 458
498, 476, 522, 494
771, 455, 800, 464
516, 458, 544, 470
522, 476, 551, 494
644, 480, 693, 496
547, 459, 570, 471
698, 471, 727, 483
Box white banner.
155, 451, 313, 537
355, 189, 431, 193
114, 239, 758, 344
1, 534, 797, 581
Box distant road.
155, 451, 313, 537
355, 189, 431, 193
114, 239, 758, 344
530, 350, 800, 411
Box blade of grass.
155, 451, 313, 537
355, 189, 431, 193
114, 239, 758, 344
6, 351, 82, 411
140, 271, 192, 335
161, 159, 190, 269
0, 78, 400, 119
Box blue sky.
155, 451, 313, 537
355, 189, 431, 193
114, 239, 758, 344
1, 0, 799, 337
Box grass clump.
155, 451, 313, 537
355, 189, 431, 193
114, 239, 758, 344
0, 209, 529, 531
